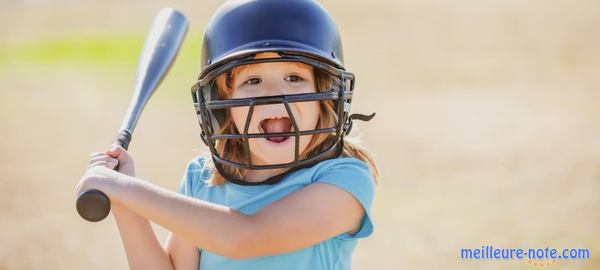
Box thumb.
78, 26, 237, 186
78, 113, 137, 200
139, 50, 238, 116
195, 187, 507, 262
104, 144, 122, 158
105, 145, 132, 163
104, 144, 135, 176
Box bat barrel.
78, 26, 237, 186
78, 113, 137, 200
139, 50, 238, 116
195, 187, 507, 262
121, 8, 188, 133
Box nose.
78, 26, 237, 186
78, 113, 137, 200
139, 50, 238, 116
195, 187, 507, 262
261, 78, 286, 97
254, 83, 293, 117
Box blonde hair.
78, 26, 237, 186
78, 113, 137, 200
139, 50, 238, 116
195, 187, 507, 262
206, 63, 379, 186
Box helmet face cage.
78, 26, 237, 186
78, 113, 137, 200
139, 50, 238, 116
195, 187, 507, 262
191, 53, 355, 174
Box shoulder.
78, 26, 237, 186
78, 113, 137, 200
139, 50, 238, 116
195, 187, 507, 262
318, 156, 370, 169
311, 157, 376, 205
179, 155, 213, 197
312, 157, 373, 183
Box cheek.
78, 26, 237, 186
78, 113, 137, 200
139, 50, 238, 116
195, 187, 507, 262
230, 107, 248, 132
299, 101, 320, 130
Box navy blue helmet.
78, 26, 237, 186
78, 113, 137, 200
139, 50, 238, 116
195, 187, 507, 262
191, 0, 374, 184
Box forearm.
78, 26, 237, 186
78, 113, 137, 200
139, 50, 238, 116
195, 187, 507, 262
112, 202, 174, 270
110, 175, 253, 258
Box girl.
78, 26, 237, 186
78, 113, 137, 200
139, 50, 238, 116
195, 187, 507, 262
75, 0, 379, 269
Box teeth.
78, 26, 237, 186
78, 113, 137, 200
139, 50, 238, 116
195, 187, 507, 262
259, 115, 292, 134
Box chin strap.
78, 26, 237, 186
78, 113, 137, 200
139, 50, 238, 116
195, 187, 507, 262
344, 112, 376, 136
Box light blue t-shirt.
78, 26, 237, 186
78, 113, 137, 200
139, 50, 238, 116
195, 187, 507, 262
178, 156, 376, 270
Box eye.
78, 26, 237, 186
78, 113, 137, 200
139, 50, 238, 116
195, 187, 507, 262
285, 75, 303, 82
244, 78, 262, 86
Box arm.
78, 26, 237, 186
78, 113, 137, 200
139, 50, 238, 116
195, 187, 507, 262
82, 148, 199, 269
78, 166, 366, 260
112, 203, 173, 270
113, 205, 201, 269
164, 232, 200, 269
246, 182, 366, 257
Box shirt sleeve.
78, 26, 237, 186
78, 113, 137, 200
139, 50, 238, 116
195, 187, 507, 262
178, 156, 209, 197
314, 157, 376, 240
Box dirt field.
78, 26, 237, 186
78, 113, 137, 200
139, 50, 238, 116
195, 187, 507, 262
1, 0, 599, 269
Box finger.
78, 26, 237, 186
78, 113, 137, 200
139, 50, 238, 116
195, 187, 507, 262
87, 162, 106, 170
87, 159, 118, 170
88, 154, 113, 163
105, 145, 131, 162
105, 160, 118, 170
88, 158, 118, 167
104, 144, 122, 157
87, 155, 118, 165
88, 160, 118, 169
89, 152, 105, 158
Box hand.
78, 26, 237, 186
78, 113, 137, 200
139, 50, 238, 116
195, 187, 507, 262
74, 165, 123, 202
86, 145, 136, 177
74, 146, 135, 203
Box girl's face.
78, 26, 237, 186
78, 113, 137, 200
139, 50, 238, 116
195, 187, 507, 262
229, 52, 320, 166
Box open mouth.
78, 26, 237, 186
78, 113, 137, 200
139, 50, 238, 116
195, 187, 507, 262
259, 116, 293, 143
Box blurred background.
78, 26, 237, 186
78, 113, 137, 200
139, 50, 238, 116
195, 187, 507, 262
1, 0, 599, 269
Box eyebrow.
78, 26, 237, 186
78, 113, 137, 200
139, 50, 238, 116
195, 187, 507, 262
232, 62, 313, 81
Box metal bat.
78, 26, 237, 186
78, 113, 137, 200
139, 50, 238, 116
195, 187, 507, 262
76, 7, 188, 222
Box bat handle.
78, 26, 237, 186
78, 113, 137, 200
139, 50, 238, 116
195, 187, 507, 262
76, 130, 132, 222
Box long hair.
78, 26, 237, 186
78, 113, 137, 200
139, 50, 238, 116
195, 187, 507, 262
205, 64, 379, 186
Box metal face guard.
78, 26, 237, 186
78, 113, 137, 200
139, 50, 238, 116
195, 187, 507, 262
190, 54, 372, 181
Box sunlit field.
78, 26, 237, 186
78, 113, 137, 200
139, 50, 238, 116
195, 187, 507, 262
1, 0, 599, 269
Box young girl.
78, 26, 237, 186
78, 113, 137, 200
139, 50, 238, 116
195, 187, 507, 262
76, 0, 379, 269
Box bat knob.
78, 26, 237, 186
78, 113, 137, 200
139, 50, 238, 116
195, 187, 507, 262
76, 189, 111, 222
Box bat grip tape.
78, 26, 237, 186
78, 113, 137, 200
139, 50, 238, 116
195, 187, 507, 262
114, 130, 132, 150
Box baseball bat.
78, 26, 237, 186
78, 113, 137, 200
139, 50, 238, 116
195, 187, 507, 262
76, 7, 188, 222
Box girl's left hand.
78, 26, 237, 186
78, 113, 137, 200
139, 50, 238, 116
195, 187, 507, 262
74, 153, 127, 203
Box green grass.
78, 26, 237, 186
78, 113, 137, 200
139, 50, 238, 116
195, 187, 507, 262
0, 34, 142, 65
0, 33, 201, 70
0, 33, 203, 100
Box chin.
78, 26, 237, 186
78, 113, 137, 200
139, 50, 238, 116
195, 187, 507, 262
250, 136, 310, 165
